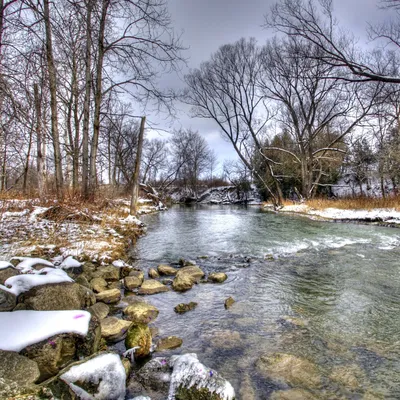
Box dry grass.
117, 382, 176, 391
303, 196, 400, 211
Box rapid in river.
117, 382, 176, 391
133, 205, 400, 399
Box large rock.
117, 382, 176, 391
88, 302, 110, 320
0, 287, 16, 311
90, 277, 108, 293
170, 354, 235, 400
125, 324, 152, 359
0, 266, 19, 285
172, 266, 205, 292
21, 282, 95, 311
95, 288, 121, 304
256, 353, 322, 390
123, 301, 159, 324
157, 264, 178, 276
0, 350, 40, 398
101, 317, 132, 342
138, 280, 169, 295
21, 318, 101, 382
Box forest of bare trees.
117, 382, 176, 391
2, 0, 400, 207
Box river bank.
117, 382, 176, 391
264, 202, 400, 227
0, 198, 237, 399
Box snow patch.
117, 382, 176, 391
0, 310, 91, 352
60, 353, 126, 400
168, 353, 235, 400
2, 267, 73, 296
59, 256, 81, 270
0, 261, 14, 270
13, 257, 54, 273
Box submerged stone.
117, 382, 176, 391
224, 297, 235, 309
156, 336, 183, 351
157, 264, 178, 276
270, 388, 319, 400
256, 353, 322, 390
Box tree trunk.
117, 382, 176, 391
89, 0, 110, 198
34, 83, 45, 199
81, 0, 93, 199
43, 0, 63, 199
130, 116, 146, 215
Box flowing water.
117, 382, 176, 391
133, 205, 400, 399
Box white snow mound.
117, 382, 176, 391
0, 310, 91, 352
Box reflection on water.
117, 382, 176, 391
135, 205, 400, 399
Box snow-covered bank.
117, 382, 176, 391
267, 204, 400, 226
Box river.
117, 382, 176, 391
134, 205, 400, 399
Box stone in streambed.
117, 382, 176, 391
208, 272, 228, 283
123, 301, 159, 324
90, 277, 108, 293
95, 288, 121, 304
157, 264, 178, 276
124, 276, 142, 290
88, 302, 109, 320
125, 324, 152, 358
156, 336, 183, 351
92, 265, 120, 281
101, 317, 132, 342
224, 297, 235, 309
148, 268, 159, 279
172, 266, 205, 292
256, 353, 322, 390
138, 280, 168, 295
174, 302, 198, 314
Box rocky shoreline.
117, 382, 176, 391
0, 199, 236, 400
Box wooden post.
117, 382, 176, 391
130, 116, 146, 215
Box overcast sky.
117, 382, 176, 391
147, 0, 386, 171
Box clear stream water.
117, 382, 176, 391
132, 205, 400, 399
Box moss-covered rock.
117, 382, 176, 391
125, 323, 152, 358
0, 350, 40, 397
172, 266, 205, 292
124, 275, 143, 290
21, 282, 95, 311
92, 265, 120, 281
90, 277, 108, 293
123, 301, 159, 324
174, 302, 198, 314
21, 318, 100, 382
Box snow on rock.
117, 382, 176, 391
60, 353, 126, 400
2, 267, 73, 296
168, 353, 235, 400
59, 256, 81, 270
13, 257, 54, 273
0, 310, 91, 352
0, 261, 14, 270
121, 215, 144, 226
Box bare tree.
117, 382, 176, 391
185, 38, 283, 206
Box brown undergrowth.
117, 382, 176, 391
281, 196, 400, 211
